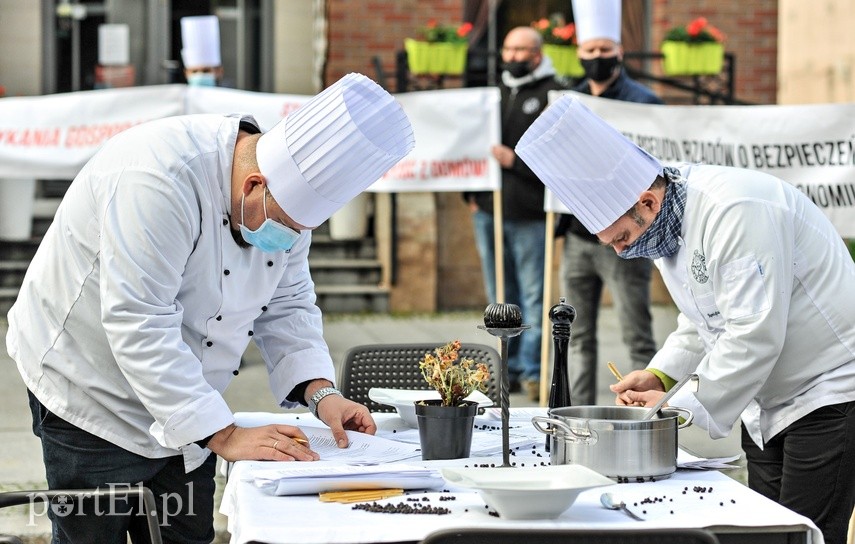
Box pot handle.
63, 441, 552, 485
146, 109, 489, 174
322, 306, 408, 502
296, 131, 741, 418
531, 416, 597, 445
669, 407, 694, 428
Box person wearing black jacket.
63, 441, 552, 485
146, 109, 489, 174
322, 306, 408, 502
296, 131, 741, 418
465, 26, 565, 401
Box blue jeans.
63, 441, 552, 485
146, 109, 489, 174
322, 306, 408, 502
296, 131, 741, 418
28, 390, 217, 544
472, 209, 544, 382
561, 233, 657, 405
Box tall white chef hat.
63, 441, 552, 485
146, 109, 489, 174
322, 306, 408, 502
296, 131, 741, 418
181, 15, 221, 68
98, 24, 130, 66
257, 72, 415, 228
572, 0, 622, 44
515, 95, 662, 234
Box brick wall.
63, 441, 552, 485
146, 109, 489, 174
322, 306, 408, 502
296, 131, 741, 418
651, 0, 778, 104
327, 0, 470, 312
326, 0, 465, 86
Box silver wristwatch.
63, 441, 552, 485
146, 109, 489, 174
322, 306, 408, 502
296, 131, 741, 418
308, 386, 342, 418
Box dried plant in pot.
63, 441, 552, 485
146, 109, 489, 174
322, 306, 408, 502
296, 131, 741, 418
414, 340, 491, 460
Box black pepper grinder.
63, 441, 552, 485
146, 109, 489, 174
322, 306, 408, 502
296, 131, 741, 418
546, 297, 576, 452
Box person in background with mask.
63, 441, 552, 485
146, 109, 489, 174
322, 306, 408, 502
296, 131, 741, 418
6, 73, 414, 543
181, 15, 224, 86
553, 0, 662, 406
464, 26, 565, 401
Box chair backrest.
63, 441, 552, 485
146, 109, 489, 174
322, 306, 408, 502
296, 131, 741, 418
420, 528, 720, 544
338, 342, 502, 412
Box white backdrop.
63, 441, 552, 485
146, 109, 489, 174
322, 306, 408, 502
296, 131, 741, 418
0, 84, 501, 194
544, 91, 855, 237
1, 84, 852, 235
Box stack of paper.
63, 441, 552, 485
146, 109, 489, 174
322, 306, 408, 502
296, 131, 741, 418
251, 464, 444, 496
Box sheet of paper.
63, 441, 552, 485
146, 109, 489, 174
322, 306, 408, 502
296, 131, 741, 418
299, 426, 422, 464
232, 413, 422, 464
249, 463, 444, 496
677, 449, 741, 470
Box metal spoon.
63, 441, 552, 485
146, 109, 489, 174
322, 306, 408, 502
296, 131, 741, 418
642, 373, 698, 420
600, 492, 644, 521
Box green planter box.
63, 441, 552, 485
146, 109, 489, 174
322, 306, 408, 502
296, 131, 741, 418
404, 39, 468, 75
542, 44, 584, 78
661, 41, 724, 76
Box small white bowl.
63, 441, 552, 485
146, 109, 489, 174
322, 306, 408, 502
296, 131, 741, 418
368, 388, 493, 428
441, 464, 615, 520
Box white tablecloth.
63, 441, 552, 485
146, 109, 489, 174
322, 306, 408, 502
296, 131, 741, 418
220, 411, 823, 544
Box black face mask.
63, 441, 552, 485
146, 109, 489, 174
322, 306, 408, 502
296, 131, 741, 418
502, 61, 534, 79
580, 55, 620, 82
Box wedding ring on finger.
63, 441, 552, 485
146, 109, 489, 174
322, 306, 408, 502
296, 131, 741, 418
273, 440, 280, 451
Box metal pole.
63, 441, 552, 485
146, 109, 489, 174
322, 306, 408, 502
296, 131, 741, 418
71, 6, 81, 91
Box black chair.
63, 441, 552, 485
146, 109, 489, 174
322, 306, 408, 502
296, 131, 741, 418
338, 342, 502, 413
0, 487, 163, 544
420, 527, 720, 544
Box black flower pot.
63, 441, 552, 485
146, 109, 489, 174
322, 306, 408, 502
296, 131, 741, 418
414, 400, 478, 460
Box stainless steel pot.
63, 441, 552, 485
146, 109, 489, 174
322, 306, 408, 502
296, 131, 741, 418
532, 405, 693, 479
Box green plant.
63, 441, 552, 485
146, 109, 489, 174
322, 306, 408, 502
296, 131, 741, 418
417, 20, 473, 44
531, 16, 576, 46
663, 17, 725, 44
418, 340, 491, 407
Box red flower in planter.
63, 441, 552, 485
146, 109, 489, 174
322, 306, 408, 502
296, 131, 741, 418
417, 20, 473, 44
664, 16, 726, 44
531, 16, 577, 46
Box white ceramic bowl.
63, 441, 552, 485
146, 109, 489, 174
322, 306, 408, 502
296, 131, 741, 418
368, 388, 493, 428
441, 464, 615, 520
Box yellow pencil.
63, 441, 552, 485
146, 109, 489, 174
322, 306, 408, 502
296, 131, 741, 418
293, 437, 309, 446
607, 361, 624, 382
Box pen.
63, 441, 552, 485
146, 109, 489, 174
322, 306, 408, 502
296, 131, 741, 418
293, 437, 309, 445
607, 361, 624, 382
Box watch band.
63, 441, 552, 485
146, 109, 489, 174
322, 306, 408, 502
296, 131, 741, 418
308, 386, 342, 418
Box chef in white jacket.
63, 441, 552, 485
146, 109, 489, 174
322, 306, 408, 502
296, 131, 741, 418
515, 95, 855, 544
181, 15, 224, 86
6, 73, 414, 543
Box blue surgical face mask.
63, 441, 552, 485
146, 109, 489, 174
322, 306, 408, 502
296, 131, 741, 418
239, 189, 301, 253
186, 72, 217, 87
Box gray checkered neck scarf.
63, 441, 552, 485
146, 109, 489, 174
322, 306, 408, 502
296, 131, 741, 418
619, 167, 687, 260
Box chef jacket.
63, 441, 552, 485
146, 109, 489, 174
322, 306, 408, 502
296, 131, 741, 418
648, 164, 855, 448
6, 113, 336, 471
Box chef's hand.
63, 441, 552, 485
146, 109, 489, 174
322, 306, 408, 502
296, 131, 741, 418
317, 395, 377, 448
610, 369, 665, 407
618, 388, 667, 408
490, 144, 516, 168
206, 424, 320, 462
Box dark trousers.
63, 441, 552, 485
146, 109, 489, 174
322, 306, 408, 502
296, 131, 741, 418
28, 390, 217, 544
741, 400, 855, 544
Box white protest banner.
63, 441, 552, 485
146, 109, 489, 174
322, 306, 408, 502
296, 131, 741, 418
185, 86, 501, 193
184, 86, 308, 131
0, 85, 185, 179
372, 87, 501, 193
543, 91, 855, 237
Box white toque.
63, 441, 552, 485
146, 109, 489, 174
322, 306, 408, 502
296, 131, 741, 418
572, 0, 622, 44
181, 15, 221, 68
256, 73, 415, 228
515, 95, 662, 234
98, 24, 130, 66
